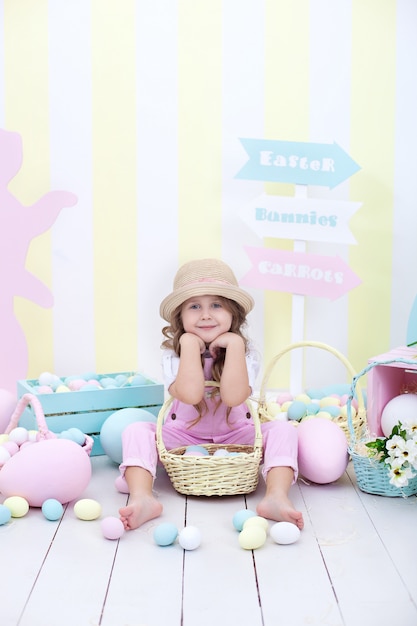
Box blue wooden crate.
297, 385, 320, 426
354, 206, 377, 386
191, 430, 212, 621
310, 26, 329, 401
17, 372, 164, 456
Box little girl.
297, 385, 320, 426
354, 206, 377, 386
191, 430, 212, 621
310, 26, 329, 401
119, 258, 303, 531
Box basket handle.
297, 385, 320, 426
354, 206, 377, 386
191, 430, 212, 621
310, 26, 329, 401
259, 340, 365, 404
4, 393, 57, 440
4, 393, 94, 454
258, 341, 366, 430
347, 357, 417, 446
156, 381, 263, 455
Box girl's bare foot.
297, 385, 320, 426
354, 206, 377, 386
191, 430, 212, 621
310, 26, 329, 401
119, 494, 162, 530
257, 494, 304, 530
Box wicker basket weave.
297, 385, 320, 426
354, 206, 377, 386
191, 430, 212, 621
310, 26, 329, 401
156, 382, 263, 497
257, 340, 366, 440
347, 358, 417, 497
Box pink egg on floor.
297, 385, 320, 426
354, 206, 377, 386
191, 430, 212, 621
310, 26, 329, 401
101, 516, 125, 540
114, 475, 129, 494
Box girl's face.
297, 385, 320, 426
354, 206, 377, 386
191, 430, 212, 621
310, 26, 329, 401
181, 295, 233, 344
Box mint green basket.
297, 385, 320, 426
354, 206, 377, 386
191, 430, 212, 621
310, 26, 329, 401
347, 359, 417, 497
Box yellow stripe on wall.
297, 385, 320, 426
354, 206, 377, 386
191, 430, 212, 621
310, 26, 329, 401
177, 2, 222, 263
91, 0, 138, 372
349, 1, 396, 367
264, 0, 310, 387
4, 0, 52, 378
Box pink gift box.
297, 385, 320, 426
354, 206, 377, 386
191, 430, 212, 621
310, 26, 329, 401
366, 346, 417, 437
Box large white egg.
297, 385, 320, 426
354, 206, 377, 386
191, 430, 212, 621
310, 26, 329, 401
270, 521, 300, 545
380, 394, 417, 437
178, 526, 201, 550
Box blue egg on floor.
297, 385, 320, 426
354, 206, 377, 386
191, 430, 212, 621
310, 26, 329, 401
42, 499, 64, 521
153, 522, 178, 546
232, 509, 257, 531
0, 504, 12, 525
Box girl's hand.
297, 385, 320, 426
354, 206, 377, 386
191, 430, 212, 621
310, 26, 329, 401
179, 332, 206, 354
208, 332, 244, 358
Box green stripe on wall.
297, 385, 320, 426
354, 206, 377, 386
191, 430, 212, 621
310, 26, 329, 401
264, 0, 310, 387
4, 0, 53, 377
349, 1, 396, 368
178, 2, 222, 263
91, 0, 138, 372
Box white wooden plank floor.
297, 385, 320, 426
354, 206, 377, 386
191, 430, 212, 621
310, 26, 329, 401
1, 454, 417, 626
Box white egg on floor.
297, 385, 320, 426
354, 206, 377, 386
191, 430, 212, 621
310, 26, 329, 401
270, 521, 300, 545
178, 525, 201, 550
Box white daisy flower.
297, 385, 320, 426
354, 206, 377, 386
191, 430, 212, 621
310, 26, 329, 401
386, 434, 406, 457
388, 458, 415, 488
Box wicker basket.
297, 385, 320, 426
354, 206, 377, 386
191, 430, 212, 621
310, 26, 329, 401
156, 382, 263, 497
347, 359, 417, 497
257, 340, 366, 440
156, 340, 365, 497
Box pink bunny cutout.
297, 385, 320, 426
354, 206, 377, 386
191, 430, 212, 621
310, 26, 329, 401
0, 129, 77, 394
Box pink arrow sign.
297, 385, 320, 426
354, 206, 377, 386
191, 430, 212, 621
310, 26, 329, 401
241, 246, 361, 300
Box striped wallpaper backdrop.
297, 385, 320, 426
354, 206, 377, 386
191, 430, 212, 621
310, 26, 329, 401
0, 0, 416, 395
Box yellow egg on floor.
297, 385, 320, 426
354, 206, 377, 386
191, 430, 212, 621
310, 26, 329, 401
74, 498, 102, 521
242, 515, 269, 532
4, 496, 29, 518
239, 526, 267, 550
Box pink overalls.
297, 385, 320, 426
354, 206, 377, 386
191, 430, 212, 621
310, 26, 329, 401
119, 351, 298, 484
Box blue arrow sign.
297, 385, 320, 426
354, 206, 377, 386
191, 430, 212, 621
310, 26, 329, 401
235, 138, 361, 189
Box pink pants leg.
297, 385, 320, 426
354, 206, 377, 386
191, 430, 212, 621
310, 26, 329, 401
260, 420, 299, 483
119, 419, 299, 485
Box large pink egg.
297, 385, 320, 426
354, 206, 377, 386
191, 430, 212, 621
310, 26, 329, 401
297, 418, 349, 484
0, 438, 92, 506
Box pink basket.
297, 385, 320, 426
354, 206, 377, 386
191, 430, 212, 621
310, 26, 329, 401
0, 393, 93, 507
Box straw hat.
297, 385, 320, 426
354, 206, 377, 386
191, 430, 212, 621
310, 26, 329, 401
160, 258, 254, 321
